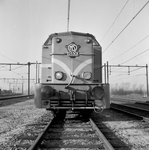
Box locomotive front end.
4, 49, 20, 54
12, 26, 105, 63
34, 32, 110, 113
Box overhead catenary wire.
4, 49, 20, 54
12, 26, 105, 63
110, 74, 145, 81
109, 64, 145, 73
130, 67, 144, 72
110, 66, 143, 75
0, 52, 18, 63
0, 51, 27, 74
0, 63, 36, 80
100, 0, 130, 43
10, 65, 26, 71
0, 64, 28, 75
109, 34, 149, 62
120, 48, 149, 64
103, 0, 149, 54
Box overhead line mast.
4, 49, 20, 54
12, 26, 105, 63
67, 0, 70, 31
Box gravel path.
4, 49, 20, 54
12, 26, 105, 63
0, 99, 52, 149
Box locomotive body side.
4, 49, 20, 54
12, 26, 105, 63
34, 32, 110, 112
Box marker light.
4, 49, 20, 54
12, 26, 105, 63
92, 86, 104, 100
55, 71, 64, 80
41, 86, 54, 99
82, 71, 92, 80
56, 38, 62, 43
85, 39, 92, 44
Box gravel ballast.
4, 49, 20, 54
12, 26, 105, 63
0, 99, 52, 149
91, 109, 149, 150
1, 97, 149, 149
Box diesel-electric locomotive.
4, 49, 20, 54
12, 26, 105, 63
34, 31, 110, 114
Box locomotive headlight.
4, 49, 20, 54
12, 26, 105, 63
55, 71, 64, 80
82, 71, 92, 80
92, 86, 104, 100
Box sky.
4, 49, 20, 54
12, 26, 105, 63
0, 0, 149, 91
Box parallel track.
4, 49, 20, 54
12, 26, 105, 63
0, 94, 33, 100
111, 103, 149, 123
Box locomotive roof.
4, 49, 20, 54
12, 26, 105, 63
43, 31, 101, 47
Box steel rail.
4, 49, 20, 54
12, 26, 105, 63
0, 94, 33, 100
28, 119, 53, 150
89, 118, 115, 150
120, 103, 149, 112
110, 97, 147, 103
111, 103, 149, 113
110, 105, 149, 123
135, 101, 149, 105
28, 113, 115, 149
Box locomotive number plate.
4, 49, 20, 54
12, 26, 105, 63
65, 42, 81, 58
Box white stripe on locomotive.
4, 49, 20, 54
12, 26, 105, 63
52, 58, 92, 81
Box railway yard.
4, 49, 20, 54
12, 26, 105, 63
1, 0, 149, 149
0, 96, 149, 150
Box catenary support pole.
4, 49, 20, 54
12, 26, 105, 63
107, 61, 109, 83
22, 76, 24, 94
104, 63, 106, 84
28, 62, 31, 97
38, 62, 40, 83
36, 61, 38, 83
146, 64, 149, 97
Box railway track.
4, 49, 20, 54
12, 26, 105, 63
110, 103, 149, 123
15, 110, 114, 150
135, 101, 149, 107
0, 95, 33, 107
110, 97, 148, 103
0, 94, 33, 100
7, 100, 149, 150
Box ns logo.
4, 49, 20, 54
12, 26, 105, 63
65, 42, 81, 58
